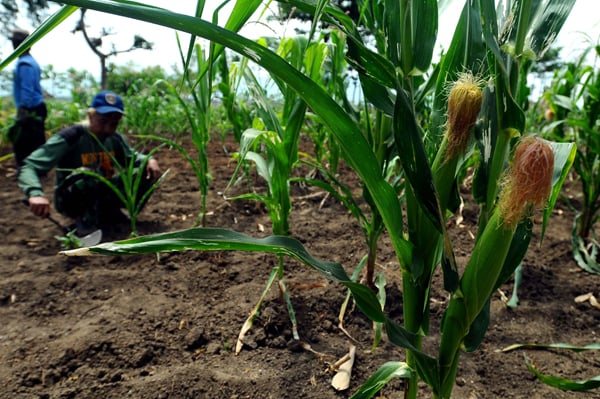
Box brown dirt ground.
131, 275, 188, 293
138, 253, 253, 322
0, 134, 599, 399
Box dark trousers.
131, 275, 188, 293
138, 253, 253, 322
9, 102, 47, 167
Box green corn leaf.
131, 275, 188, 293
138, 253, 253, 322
384, 318, 440, 392
208, 0, 263, 67
503, 342, 600, 352
460, 211, 517, 322
524, 0, 576, 60
384, 0, 402, 68
62, 227, 387, 322
495, 66, 526, 133
304, 41, 328, 83
543, 141, 577, 241
383, 0, 437, 76
243, 69, 284, 136
463, 298, 490, 352
479, 0, 525, 133
277, 0, 356, 32
282, 99, 306, 165
438, 210, 520, 387
464, 215, 532, 351
479, 0, 505, 73
225, 192, 267, 203
242, 151, 272, 187
349, 361, 412, 399
571, 216, 600, 274
393, 85, 443, 233
410, 0, 437, 74
525, 356, 600, 392
356, 72, 396, 117
306, 0, 328, 47
346, 36, 398, 89
0, 5, 79, 70
471, 86, 498, 205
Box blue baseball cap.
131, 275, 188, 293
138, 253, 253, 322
90, 91, 125, 114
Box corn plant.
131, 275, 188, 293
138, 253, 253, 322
119, 79, 190, 138
541, 41, 600, 273
67, 135, 169, 236
18, 1, 578, 398
302, 29, 353, 175
215, 50, 253, 143
224, 34, 323, 352
140, 41, 215, 227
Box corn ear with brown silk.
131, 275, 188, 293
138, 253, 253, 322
438, 136, 557, 398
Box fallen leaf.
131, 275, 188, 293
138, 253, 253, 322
331, 345, 356, 391
575, 292, 593, 303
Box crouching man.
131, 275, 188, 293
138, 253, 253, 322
19, 90, 161, 236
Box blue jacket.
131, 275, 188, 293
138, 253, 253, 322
13, 53, 44, 109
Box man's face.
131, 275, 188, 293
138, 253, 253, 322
89, 111, 122, 138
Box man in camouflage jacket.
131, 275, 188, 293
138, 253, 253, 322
19, 91, 162, 235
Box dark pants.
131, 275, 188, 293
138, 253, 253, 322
54, 170, 155, 227
9, 103, 47, 167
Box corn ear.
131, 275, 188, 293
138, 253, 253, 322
438, 210, 516, 398
444, 72, 484, 162
460, 211, 517, 320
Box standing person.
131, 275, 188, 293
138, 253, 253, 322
19, 90, 162, 236
8, 28, 48, 168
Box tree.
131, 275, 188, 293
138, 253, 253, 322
1, 0, 49, 36
72, 8, 153, 90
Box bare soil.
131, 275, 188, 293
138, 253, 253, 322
0, 134, 598, 399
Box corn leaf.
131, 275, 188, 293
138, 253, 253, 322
349, 361, 412, 399
525, 356, 600, 392
463, 299, 491, 352
0, 5, 78, 70
571, 223, 600, 274
494, 219, 533, 290
471, 86, 498, 205
62, 227, 387, 322
393, 85, 443, 234
204, 0, 263, 70
243, 69, 284, 136
410, 0, 437, 74
384, 318, 439, 391
277, 0, 356, 32
355, 71, 396, 117
384, 0, 402, 69
525, 0, 577, 59
346, 36, 398, 89
503, 342, 600, 352
543, 142, 577, 241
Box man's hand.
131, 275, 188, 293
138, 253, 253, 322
146, 158, 161, 181
28, 196, 50, 218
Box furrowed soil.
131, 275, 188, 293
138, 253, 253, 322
0, 134, 598, 399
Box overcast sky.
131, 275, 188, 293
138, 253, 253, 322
1, 1, 598, 80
